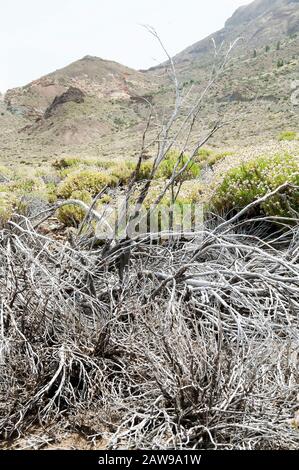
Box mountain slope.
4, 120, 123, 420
5, 55, 154, 116
0, 56, 157, 162
170, 0, 299, 64
147, 0, 299, 147
0, 0, 298, 165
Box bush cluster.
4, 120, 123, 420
212, 154, 299, 217
57, 169, 118, 199
156, 151, 201, 181
195, 148, 233, 168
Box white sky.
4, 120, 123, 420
0, 0, 250, 92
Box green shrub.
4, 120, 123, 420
0, 165, 13, 181
196, 148, 214, 160
141, 180, 203, 209
212, 154, 299, 217
46, 183, 58, 203
195, 148, 233, 168
52, 156, 82, 170
278, 131, 298, 141
136, 161, 152, 180
99, 194, 112, 204
133, 160, 152, 180
8, 177, 45, 194
0, 193, 14, 226
157, 151, 200, 181
53, 156, 118, 175
57, 190, 93, 227
57, 169, 118, 199
4, 177, 53, 210
0, 173, 56, 216
110, 162, 134, 185
114, 160, 153, 182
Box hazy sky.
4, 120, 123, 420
0, 0, 250, 92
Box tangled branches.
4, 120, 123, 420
0, 206, 298, 449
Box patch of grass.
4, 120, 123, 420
99, 194, 112, 205
46, 183, 59, 203
141, 180, 204, 209
196, 148, 233, 168
278, 131, 298, 141
7, 177, 45, 194
138, 161, 153, 180
0, 169, 56, 218
0, 192, 14, 226
53, 151, 203, 189
53, 156, 139, 183
212, 153, 299, 217
110, 162, 134, 185
197, 148, 215, 159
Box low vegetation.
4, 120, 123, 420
57, 169, 118, 199
278, 130, 298, 141
0, 193, 13, 226
212, 153, 299, 217
57, 189, 93, 226
1, 148, 298, 228
156, 150, 201, 180
196, 148, 234, 168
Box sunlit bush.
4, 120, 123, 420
195, 148, 233, 168
110, 162, 134, 185
278, 131, 298, 141
57, 169, 118, 199
0, 193, 14, 226
57, 190, 93, 227
156, 151, 200, 181
7, 177, 45, 194
141, 180, 204, 209
212, 154, 299, 217
52, 156, 82, 170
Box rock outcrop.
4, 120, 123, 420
44, 87, 85, 119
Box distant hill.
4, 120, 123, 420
2, 56, 155, 154
0, 0, 298, 164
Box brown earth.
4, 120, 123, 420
0, 0, 298, 166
